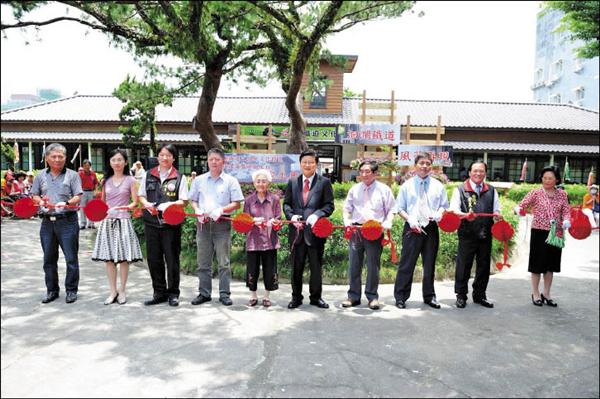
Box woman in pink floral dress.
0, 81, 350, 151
516, 166, 570, 307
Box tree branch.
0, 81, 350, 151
158, 0, 185, 31
134, 3, 166, 39
248, 0, 303, 39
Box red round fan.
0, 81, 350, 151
361, 220, 383, 241
83, 199, 109, 222
491, 220, 515, 270
162, 204, 186, 225
569, 208, 591, 240
232, 213, 255, 234
438, 212, 461, 233
13, 197, 38, 218
312, 218, 333, 238
344, 226, 355, 240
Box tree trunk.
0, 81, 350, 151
285, 69, 308, 154
193, 64, 223, 151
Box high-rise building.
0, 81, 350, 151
532, 8, 599, 110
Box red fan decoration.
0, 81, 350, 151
344, 226, 355, 240
569, 207, 592, 240
361, 220, 383, 241
312, 217, 334, 238
271, 220, 282, 231
83, 199, 109, 222
232, 213, 255, 234
438, 212, 461, 233
519, 207, 526, 217
162, 204, 186, 225
13, 197, 38, 218
491, 220, 515, 270
132, 207, 143, 219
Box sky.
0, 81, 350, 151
0, 1, 542, 104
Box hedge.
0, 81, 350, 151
131, 181, 522, 284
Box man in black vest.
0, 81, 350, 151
138, 144, 188, 307
449, 160, 501, 309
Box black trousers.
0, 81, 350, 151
246, 249, 279, 291
454, 235, 492, 300
144, 224, 181, 298
394, 222, 439, 303
291, 240, 324, 302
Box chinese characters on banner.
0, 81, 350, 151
239, 125, 337, 141
396, 145, 454, 167
224, 153, 301, 183
336, 124, 401, 145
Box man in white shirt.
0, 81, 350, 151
393, 153, 449, 309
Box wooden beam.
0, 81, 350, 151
436, 115, 442, 145
390, 90, 395, 124
236, 124, 241, 153
362, 90, 366, 124
359, 102, 398, 110
365, 115, 397, 122
406, 139, 445, 145
405, 115, 411, 144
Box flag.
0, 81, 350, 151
587, 166, 594, 187
13, 142, 19, 165
519, 158, 527, 181
70, 145, 81, 164
564, 157, 571, 182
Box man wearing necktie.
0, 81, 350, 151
393, 153, 449, 309
342, 161, 395, 310
283, 149, 335, 309
449, 160, 501, 309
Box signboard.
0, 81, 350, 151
224, 153, 301, 183
397, 145, 454, 167
239, 125, 337, 141
336, 123, 401, 145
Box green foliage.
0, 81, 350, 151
113, 76, 172, 152
545, 1, 600, 58
504, 183, 588, 205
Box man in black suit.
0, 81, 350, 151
284, 149, 335, 309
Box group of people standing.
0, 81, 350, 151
29, 142, 574, 310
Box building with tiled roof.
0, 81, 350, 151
2, 53, 598, 183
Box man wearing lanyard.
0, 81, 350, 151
31, 143, 83, 304
78, 159, 99, 230
342, 161, 395, 310
393, 153, 449, 309
449, 160, 501, 309
189, 147, 244, 306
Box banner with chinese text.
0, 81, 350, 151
396, 145, 453, 167
224, 153, 301, 183
239, 125, 336, 141
336, 124, 401, 145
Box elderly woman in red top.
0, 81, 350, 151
515, 165, 571, 307
243, 169, 282, 307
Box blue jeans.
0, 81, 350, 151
40, 213, 80, 293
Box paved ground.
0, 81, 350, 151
1, 217, 598, 398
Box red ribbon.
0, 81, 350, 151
380, 229, 398, 263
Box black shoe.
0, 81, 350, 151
531, 294, 543, 307
341, 298, 361, 308
144, 296, 168, 306
287, 299, 302, 309
191, 295, 212, 306
456, 298, 467, 308
79, 226, 86, 230
168, 296, 179, 307
310, 298, 329, 309
41, 291, 59, 304
540, 294, 557, 307
424, 298, 441, 309
396, 300, 406, 309
474, 298, 494, 308
219, 297, 233, 306
65, 292, 77, 304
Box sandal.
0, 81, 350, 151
262, 298, 271, 307
248, 298, 258, 307
104, 294, 118, 305
117, 293, 127, 305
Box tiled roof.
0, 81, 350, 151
1, 94, 598, 131
447, 141, 600, 154
1, 131, 228, 143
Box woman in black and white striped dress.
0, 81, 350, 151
92, 149, 143, 305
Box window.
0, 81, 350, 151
177, 150, 192, 175
552, 59, 563, 76
549, 93, 561, 103
574, 86, 585, 100
21, 145, 32, 170
90, 147, 104, 172
309, 75, 328, 109
535, 68, 544, 83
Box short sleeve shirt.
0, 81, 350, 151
31, 168, 83, 214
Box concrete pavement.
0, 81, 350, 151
1, 217, 598, 397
